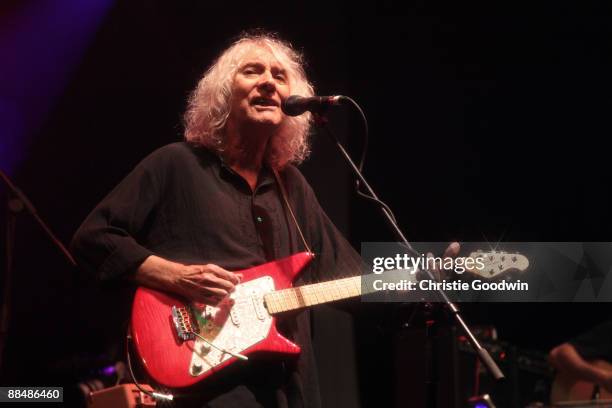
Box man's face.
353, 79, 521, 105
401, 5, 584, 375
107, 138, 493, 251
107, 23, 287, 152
227, 46, 290, 130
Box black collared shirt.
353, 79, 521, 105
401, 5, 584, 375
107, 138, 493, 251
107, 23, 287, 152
71, 142, 364, 408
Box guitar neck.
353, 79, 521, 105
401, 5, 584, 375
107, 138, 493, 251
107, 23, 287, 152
264, 275, 367, 314
263, 249, 531, 315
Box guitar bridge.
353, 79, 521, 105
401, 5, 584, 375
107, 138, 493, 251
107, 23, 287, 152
172, 305, 200, 342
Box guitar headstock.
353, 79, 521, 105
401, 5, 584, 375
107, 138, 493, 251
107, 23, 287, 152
466, 250, 529, 279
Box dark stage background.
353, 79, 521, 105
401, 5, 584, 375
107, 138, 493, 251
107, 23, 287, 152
1, 1, 612, 407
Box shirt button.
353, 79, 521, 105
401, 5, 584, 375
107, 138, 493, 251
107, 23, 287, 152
256, 216, 263, 223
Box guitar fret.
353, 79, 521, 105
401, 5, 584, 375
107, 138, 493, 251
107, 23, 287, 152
319, 285, 326, 302
284, 290, 292, 310
333, 281, 343, 299
305, 286, 316, 306
282, 290, 291, 311
292, 288, 301, 308
340, 281, 349, 298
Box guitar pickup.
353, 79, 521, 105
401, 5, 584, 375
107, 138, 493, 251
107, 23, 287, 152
172, 305, 200, 342
230, 306, 241, 327
252, 295, 266, 321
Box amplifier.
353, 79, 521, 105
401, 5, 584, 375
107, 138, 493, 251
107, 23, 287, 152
393, 325, 553, 408
86, 384, 156, 408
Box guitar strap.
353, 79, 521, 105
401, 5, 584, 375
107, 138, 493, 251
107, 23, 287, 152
273, 168, 313, 256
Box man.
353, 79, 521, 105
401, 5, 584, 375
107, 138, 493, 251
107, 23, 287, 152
549, 320, 612, 402
71, 33, 366, 407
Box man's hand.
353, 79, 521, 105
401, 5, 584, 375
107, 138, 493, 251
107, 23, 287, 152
134, 255, 242, 305
442, 242, 461, 259
423, 241, 461, 281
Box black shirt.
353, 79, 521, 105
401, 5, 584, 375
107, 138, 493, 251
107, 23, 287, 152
70, 142, 364, 407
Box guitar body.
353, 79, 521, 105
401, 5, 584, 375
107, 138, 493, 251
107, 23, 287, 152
130, 252, 313, 388
551, 360, 612, 405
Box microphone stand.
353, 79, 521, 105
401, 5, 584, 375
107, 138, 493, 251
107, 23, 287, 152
313, 114, 504, 407
0, 170, 76, 371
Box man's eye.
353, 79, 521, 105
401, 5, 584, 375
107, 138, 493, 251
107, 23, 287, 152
274, 74, 286, 82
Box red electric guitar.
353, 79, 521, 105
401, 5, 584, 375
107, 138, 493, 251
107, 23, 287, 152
130, 250, 528, 388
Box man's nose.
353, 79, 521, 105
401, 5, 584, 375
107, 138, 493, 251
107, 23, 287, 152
258, 71, 276, 92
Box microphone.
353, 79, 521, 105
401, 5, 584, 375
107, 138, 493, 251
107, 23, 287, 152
281, 95, 343, 116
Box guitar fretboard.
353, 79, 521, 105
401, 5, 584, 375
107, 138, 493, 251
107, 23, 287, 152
264, 276, 363, 314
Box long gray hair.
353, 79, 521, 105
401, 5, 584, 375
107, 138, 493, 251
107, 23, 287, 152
184, 33, 315, 169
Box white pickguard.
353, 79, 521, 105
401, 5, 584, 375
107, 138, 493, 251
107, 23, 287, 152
188, 276, 274, 376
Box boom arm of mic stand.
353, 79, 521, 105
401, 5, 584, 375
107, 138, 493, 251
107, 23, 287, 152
0, 170, 76, 267
318, 122, 505, 382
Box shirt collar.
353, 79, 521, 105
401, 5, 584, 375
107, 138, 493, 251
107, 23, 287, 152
215, 150, 275, 191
